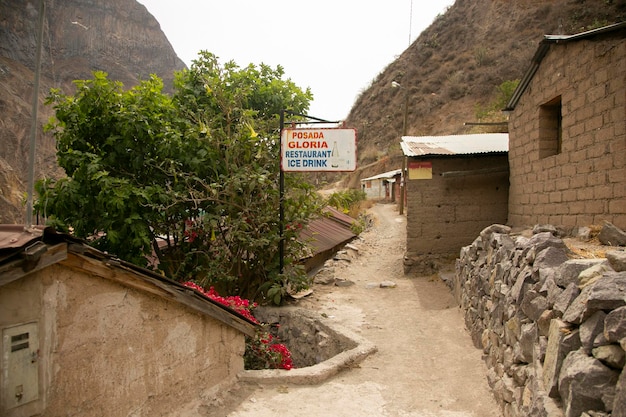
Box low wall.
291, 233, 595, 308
454, 224, 626, 417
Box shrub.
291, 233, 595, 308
183, 281, 293, 370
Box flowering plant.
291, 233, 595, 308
245, 330, 293, 370
183, 281, 258, 323
183, 281, 293, 370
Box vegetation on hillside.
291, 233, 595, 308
36, 52, 318, 303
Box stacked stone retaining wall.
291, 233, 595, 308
454, 224, 626, 417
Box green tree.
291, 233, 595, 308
475, 79, 520, 123
37, 52, 318, 302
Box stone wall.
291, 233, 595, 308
454, 224, 626, 417
507, 30, 626, 230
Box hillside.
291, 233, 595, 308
0, 0, 185, 223
1, 0, 625, 222
338, 0, 626, 188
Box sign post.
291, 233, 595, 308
278, 111, 357, 274
281, 128, 357, 172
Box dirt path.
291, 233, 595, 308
215, 203, 501, 417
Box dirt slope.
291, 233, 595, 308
330, 0, 626, 188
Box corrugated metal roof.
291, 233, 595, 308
322, 206, 356, 229
361, 169, 402, 182
299, 210, 356, 255
0, 225, 44, 250
400, 133, 508, 157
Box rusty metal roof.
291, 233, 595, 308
0, 225, 44, 250
0, 224, 258, 334
322, 206, 356, 229
400, 133, 508, 157
300, 209, 356, 255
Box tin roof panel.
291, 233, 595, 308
401, 133, 508, 157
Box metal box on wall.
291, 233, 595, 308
2, 322, 39, 411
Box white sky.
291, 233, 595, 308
138, 0, 455, 121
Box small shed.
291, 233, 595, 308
400, 134, 509, 274
360, 169, 402, 201
0, 225, 257, 417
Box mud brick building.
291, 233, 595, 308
400, 134, 509, 274
0, 226, 256, 417
505, 22, 626, 231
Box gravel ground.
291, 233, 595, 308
211, 203, 502, 417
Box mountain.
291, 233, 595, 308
2, 0, 625, 221
338, 0, 626, 188
0, 0, 186, 223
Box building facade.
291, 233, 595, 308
506, 22, 626, 230
0, 226, 256, 417
401, 134, 509, 274
360, 169, 402, 201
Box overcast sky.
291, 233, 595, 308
138, 0, 455, 120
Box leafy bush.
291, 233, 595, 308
36, 52, 317, 303
475, 79, 520, 121
325, 189, 367, 216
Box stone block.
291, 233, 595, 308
556, 259, 608, 288
606, 250, 626, 272
614, 369, 626, 417
537, 309, 558, 337
558, 349, 620, 417
519, 323, 538, 364
580, 311, 608, 354
592, 344, 626, 370
521, 290, 549, 322
505, 315, 522, 346
605, 306, 626, 343
553, 283, 580, 316
527, 232, 569, 257
539, 274, 561, 304
579, 263, 614, 288
511, 266, 533, 304
562, 272, 626, 324
586, 272, 626, 311
534, 247, 570, 271
598, 222, 626, 246
543, 319, 580, 397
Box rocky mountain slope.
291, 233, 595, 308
1, 0, 625, 222
339, 0, 626, 187
0, 0, 185, 223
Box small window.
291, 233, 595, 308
539, 96, 562, 158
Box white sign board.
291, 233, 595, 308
281, 128, 357, 172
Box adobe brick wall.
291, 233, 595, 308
404, 154, 509, 273
508, 32, 626, 230
0, 259, 245, 417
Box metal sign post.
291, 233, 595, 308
278, 110, 356, 274
281, 128, 357, 172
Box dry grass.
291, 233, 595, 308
564, 225, 611, 259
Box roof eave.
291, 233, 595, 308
504, 21, 626, 112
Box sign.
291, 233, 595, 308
281, 128, 357, 172
408, 161, 432, 180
